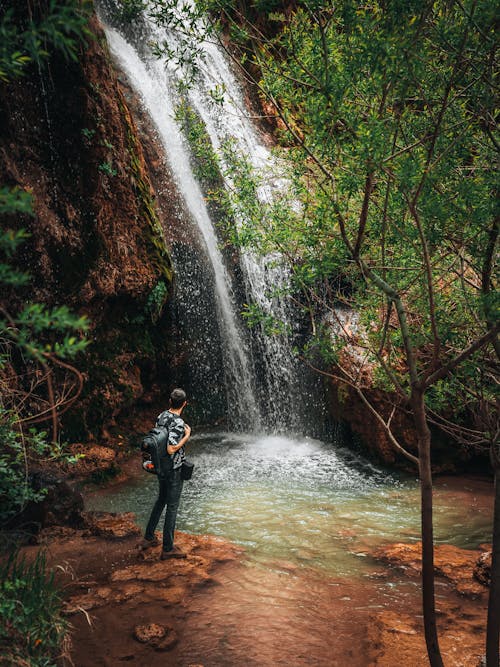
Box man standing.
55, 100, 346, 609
140, 388, 191, 559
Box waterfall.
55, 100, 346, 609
97, 2, 323, 434
184, 35, 306, 432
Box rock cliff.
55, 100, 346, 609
0, 12, 174, 440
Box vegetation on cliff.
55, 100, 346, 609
0, 2, 177, 661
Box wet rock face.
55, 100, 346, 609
327, 378, 417, 468
326, 371, 484, 472
371, 542, 490, 597
324, 307, 488, 473
0, 11, 175, 441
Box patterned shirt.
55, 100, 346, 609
156, 410, 186, 470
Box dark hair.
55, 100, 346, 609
169, 388, 187, 409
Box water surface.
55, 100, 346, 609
87, 430, 492, 579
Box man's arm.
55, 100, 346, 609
167, 418, 191, 454
167, 426, 191, 454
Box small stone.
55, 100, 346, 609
474, 550, 491, 587
133, 623, 177, 650
134, 623, 165, 644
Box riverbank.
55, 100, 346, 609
20, 510, 487, 666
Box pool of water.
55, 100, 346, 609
86, 430, 493, 578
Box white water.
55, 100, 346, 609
102, 24, 261, 430
185, 37, 304, 430
98, 1, 314, 433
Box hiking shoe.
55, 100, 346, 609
139, 537, 160, 550
160, 546, 187, 560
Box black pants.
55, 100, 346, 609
144, 467, 183, 550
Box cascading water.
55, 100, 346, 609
97, 7, 261, 431
185, 36, 310, 432
96, 0, 322, 434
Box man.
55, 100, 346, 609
140, 388, 191, 559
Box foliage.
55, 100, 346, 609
167, 0, 498, 440
0, 413, 47, 524
0, 212, 89, 365
146, 280, 169, 323
174, 98, 222, 187
0, 0, 92, 82
98, 160, 117, 177
242, 302, 289, 336
115, 0, 148, 23
0, 191, 89, 523
0, 408, 83, 524
0, 550, 69, 666
81, 127, 95, 141
0, 5, 94, 666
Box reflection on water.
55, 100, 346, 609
87, 430, 492, 578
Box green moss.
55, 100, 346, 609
173, 98, 238, 245
145, 279, 169, 323
174, 98, 223, 190
119, 97, 174, 286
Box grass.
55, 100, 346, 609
0, 550, 70, 666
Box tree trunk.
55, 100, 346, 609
412, 389, 444, 667
486, 449, 500, 667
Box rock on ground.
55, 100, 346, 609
371, 541, 490, 596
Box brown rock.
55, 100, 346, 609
68, 445, 117, 478
372, 542, 488, 596
134, 623, 166, 643
145, 584, 185, 605
83, 511, 141, 539
0, 12, 174, 442
13, 473, 84, 532
368, 606, 486, 666
133, 623, 177, 651
474, 550, 491, 587
64, 582, 145, 615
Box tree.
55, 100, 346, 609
145, 1, 498, 664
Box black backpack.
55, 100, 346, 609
141, 426, 173, 476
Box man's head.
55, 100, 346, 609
169, 388, 187, 411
